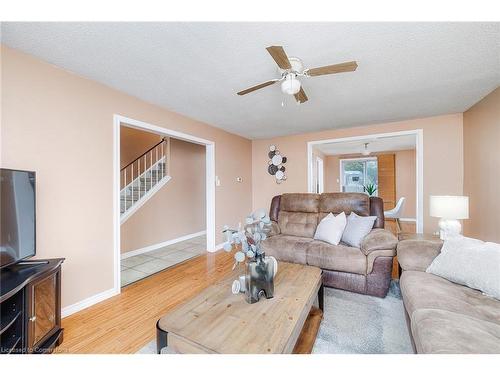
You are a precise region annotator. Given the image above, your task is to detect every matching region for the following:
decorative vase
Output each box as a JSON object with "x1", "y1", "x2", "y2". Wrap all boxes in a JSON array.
[{"x1": 244, "y1": 254, "x2": 274, "y2": 304}]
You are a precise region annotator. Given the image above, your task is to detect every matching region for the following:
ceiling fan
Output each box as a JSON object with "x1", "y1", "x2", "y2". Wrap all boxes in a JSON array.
[{"x1": 237, "y1": 46, "x2": 358, "y2": 104}]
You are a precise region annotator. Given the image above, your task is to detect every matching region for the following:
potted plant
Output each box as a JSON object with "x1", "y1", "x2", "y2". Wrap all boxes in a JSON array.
[{"x1": 364, "y1": 183, "x2": 378, "y2": 196}]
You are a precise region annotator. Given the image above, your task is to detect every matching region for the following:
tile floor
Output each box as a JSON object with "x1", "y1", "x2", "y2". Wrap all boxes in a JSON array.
[{"x1": 121, "y1": 235, "x2": 207, "y2": 287}]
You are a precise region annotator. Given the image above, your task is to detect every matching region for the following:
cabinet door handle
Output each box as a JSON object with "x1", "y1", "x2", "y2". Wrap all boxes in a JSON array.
[{"x1": 29, "y1": 316, "x2": 37, "y2": 322}]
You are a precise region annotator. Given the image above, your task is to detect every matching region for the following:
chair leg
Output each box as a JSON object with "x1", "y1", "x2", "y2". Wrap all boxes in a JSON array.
[{"x1": 395, "y1": 218, "x2": 402, "y2": 233}]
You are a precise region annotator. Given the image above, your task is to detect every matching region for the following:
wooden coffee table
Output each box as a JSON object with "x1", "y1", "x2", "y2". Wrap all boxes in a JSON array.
[{"x1": 156, "y1": 261, "x2": 323, "y2": 354}]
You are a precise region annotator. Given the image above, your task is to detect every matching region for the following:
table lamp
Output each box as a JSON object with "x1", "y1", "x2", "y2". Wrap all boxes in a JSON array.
[{"x1": 430, "y1": 195, "x2": 469, "y2": 240}]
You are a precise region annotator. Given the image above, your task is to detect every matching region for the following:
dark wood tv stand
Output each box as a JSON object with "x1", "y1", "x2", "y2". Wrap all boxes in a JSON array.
[{"x1": 0, "y1": 258, "x2": 64, "y2": 354}]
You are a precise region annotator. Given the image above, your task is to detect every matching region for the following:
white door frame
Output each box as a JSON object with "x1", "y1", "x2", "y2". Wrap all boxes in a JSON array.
[
  {"x1": 315, "y1": 156, "x2": 324, "y2": 194},
  {"x1": 113, "y1": 114, "x2": 216, "y2": 294},
  {"x1": 307, "y1": 129, "x2": 424, "y2": 233}
]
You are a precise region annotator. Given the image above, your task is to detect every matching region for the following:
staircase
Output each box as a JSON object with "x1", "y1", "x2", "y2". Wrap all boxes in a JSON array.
[{"x1": 120, "y1": 137, "x2": 171, "y2": 223}]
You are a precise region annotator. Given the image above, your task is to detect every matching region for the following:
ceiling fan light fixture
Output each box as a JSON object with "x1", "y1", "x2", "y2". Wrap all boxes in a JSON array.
[
  {"x1": 236, "y1": 45, "x2": 358, "y2": 105},
  {"x1": 281, "y1": 74, "x2": 301, "y2": 95}
]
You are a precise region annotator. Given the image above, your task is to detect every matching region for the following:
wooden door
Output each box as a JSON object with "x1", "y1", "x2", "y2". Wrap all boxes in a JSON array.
[{"x1": 377, "y1": 154, "x2": 396, "y2": 210}]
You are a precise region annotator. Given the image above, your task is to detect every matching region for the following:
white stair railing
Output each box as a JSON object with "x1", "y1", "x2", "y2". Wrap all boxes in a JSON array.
[{"x1": 120, "y1": 138, "x2": 170, "y2": 219}]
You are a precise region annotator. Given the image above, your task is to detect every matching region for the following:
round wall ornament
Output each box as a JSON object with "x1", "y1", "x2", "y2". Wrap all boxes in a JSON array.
[
  {"x1": 271, "y1": 154, "x2": 283, "y2": 166},
  {"x1": 268, "y1": 164, "x2": 278, "y2": 175},
  {"x1": 267, "y1": 145, "x2": 287, "y2": 183}
]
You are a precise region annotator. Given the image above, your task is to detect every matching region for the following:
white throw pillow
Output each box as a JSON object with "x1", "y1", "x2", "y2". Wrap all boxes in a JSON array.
[
  {"x1": 341, "y1": 212, "x2": 377, "y2": 248},
  {"x1": 426, "y1": 236, "x2": 500, "y2": 300},
  {"x1": 313, "y1": 212, "x2": 347, "y2": 246},
  {"x1": 438, "y1": 236, "x2": 484, "y2": 254}
]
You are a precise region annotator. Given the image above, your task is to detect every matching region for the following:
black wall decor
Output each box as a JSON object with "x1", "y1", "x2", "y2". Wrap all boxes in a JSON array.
[{"x1": 267, "y1": 145, "x2": 287, "y2": 184}]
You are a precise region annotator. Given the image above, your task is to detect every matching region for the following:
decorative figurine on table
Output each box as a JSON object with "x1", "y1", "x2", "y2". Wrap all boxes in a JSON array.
[{"x1": 223, "y1": 210, "x2": 278, "y2": 304}]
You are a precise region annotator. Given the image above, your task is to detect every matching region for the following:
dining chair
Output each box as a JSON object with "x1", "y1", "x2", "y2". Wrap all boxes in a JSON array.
[{"x1": 384, "y1": 197, "x2": 406, "y2": 233}]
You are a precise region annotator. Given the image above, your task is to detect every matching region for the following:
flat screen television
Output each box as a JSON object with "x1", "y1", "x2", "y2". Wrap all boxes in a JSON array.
[{"x1": 0, "y1": 168, "x2": 36, "y2": 268}]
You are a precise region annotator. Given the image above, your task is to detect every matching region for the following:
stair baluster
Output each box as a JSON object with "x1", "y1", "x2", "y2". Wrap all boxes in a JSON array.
[
  {"x1": 120, "y1": 137, "x2": 170, "y2": 219},
  {"x1": 124, "y1": 168, "x2": 127, "y2": 211}
]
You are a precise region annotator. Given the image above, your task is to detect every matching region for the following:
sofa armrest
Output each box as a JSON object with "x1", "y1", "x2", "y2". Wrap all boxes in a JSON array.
[
  {"x1": 360, "y1": 229, "x2": 398, "y2": 256},
  {"x1": 397, "y1": 238, "x2": 443, "y2": 272},
  {"x1": 267, "y1": 221, "x2": 281, "y2": 237}
]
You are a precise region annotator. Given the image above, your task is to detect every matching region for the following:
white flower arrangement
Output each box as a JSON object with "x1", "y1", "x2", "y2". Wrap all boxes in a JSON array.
[{"x1": 222, "y1": 209, "x2": 272, "y2": 269}]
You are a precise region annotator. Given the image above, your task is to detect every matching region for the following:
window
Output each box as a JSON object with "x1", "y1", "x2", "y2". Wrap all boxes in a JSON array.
[{"x1": 340, "y1": 158, "x2": 378, "y2": 195}]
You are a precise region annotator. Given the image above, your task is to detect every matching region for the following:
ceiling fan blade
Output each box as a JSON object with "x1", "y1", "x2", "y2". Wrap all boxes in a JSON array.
[
  {"x1": 294, "y1": 87, "x2": 308, "y2": 104},
  {"x1": 266, "y1": 46, "x2": 292, "y2": 70},
  {"x1": 306, "y1": 61, "x2": 358, "y2": 77},
  {"x1": 237, "y1": 80, "x2": 279, "y2": 96}
]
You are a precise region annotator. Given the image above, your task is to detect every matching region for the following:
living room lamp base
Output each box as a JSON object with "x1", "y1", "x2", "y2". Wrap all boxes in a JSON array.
[{"x1": 438, "y1": 218, "x2": 462, "y2": 240}]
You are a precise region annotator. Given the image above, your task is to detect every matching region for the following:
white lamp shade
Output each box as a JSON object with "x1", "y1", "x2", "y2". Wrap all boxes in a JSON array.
[{"x1": 430, "y1": 195, "x2": 469, "y2": 219}]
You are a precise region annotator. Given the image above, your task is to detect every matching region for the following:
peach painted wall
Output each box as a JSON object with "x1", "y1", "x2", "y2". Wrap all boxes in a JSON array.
[
  {"x1": 120, "y1": 126, "x2": 162, "y2": 169},
  {"x1": 1, "y1": 45, "x2": 252, "y2": 309},
  {"x1": 121, "y1": 138, "x2": 206, "y2": 253},
  {"x1": 324, "y1": 155, "x2": 340, "y2": 193},
  {"x1": 463, "y1": 87, "x2": 500, "y2": 242},
  {"x1": 252, "y1": 114, "x2": 463, "y2": 233},
  {"x1": 395, "y1": 150, "x2": 416, "y2": 218}
]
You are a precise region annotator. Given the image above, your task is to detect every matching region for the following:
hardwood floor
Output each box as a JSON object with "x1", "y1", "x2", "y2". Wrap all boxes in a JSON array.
[
  {"x1": 58, "y1": 222, "x2": 408, "y2": 354},
  {"x1": 57, "y1": 250, "x2": 235, "y2": 354}
]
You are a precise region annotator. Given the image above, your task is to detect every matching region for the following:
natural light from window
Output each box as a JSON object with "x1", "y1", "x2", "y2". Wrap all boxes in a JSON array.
[{"x1": 340, "y1": 158, "x2": 378, "y2": 195}]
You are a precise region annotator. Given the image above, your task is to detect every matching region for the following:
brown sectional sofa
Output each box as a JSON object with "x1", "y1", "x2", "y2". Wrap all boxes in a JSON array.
[
  {"x1": 398, "y1": 238, "x2": 500, "y2": 353},
  {"x1": 262, "y1": 193, "x2": 398, "y2": 298}
]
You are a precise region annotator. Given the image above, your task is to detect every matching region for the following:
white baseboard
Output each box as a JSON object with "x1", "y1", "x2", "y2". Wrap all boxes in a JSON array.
[
  {"x1": 121, "y1": 230, "x2": 207, "y2": 259},
  {"x1": 62, "y1": 287, "x2": 119, "y2": 318},
  {"x1": 213, "y1": 242, "x2": 225, "y2": 252},
  {"x1": 62, "y1": 231, "x2": 207, "y2": 319},
  {"x1": 387, "y1": 217, "x2": 416, "y2": 222}
]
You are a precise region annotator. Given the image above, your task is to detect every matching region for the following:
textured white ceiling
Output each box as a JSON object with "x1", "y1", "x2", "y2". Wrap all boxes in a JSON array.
[
  {"x1": 1, "y1": 22, "x2": 499, "y2": 139},
  {"x1": 315, "y1": 134, "x2": 416, "y2": 155}
]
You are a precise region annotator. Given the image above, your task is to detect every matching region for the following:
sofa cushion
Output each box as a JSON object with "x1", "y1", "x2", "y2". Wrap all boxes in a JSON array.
[
  {"x1": 261, "y1": 235, "x2": 313, "y2": 264},
  {"x1": 306, "y1": 240, "x2": 367, "y2": 275},
  {"x1": 313, "y1": 212, "x2": 347, "y2": 245},
  {"x1": 400, "y1": 271, "x2": 500, "y2": 325},
  {"x1": 280, "y1": 193, "x2": 319, "y2": 213},
  {"x1": 267, "y1": 221, "x2": 281, "y2": 237},
  {"x1": 426, "y1": 237, "x2": 500, "y2": 300},
  {"x1": 278, "y1": 211, "x2": 318, "y2": 238},
  {"x1": 319, "y1": 192, "x2": 370, "y2": 216},
  {"x1": 341, "y1": 212, "x2": 377, "y2": 248},
  {"x1": 411, "y1": 309, "x2": 500, "y2": 354}
]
